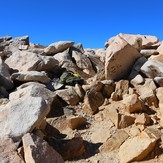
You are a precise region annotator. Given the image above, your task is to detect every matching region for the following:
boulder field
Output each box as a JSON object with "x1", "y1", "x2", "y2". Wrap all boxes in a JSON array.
[{"x1": 1, "y1": 33, "x2": 163, "y2": 162}]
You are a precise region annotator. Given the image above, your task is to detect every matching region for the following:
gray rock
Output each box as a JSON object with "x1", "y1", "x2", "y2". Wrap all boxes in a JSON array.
[
  {"x1": 11, "y1": 71, "x2": 50, "y2": 83},
  {"x1": 140, "y1": 59, "x2": 163, "y2": 78},
  {"x1": 0, "y1": 96, "x2": 50, "y2": 142},
  {"x1": 44, "y1": 41, "x2": 74, "y2": 55},
  {"x1": 5, "y1": 50, "x2": 58, "y2": 71}
]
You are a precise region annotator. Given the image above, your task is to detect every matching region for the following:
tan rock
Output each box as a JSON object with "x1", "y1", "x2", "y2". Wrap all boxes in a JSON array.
[
  {"x1": 157, "y1": 41, "x2": 163, "y2": 54},
  {"x1": 105, "y1": 35, "x2": 141, "y2": 80},
  {"x1": 139, "y1": 35, "x2": 160, "y2": 49},
  {"x1": 130, "y1": 74, "x2": 144, "y2": 86},
  {"x1": 136, "y1": 85, "x2": 158, "y2": 107},
  {"x1": 105, "y1": 33, "x2": 142, "y2": 50},
  {"x1": 0, "y1": 137, "x2": 24, "y2": 163},
  {"x1": 100, "y1": 129, "x2": 129, "y2": 152},
  {"x1": 156, "y1": 87, "x2": 163, "y2": 109},
  {"x1": 67, "y1": 116, "x2": 86, "y2": 130},
  {"x1": 119, "y1": 115, "x2": 136, "y2": 129},
  {"x1": 135, "y1": 113, "x2": 151, "y2": 126},
  {"x1": 5, "y1": 50, "x2": 58, "y2": 71},
  {"x1": 22, "y1": 133, "x2": 64, "y2": 163},
  {"x1": 119, "y1": 134, "x2": 157, "y2": 163},
  {"x1": 56, "y1": 87, "x2": 80, "y2": 106},
  {"x1": 72, "y1": 50, "x2": 96, "y2": 76},
  {"x1": 102, "y1": 103, "x2": 123, "y2": 128},
  {"x1": 44, "y1": 41, "x2": 74, "y2": 55},
  {"x1": 83, "y1": 89, "x2": 105, "y2": 114},
  {"x1": 111, "y1": 80, "x2": 129, "y2": 101},
  {"x1": 90, "y1": 120, "x2": 114, "y2": 143},
  {"x1": 140, "y1": 49, "x2": 158, "y2": 58},
  {"x1": 122, "y1": 94, "x2": 142, "y2": 113},
  {"x1": 102, "y1": 80, "x2": 115, "y2": 98}
]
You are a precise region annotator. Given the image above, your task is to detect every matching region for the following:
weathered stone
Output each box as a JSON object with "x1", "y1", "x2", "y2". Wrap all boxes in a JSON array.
[
  {"x1": 11, "y1": 71, "x2": 50, "y2": 83},
  {"x1": 102, "y1": 80, "x2": 115, "y2": 98},
  {"x1": 22, "y1": 133, "x2": 64, "y2": 163},
  {"x1": 102, "y1": 103, "x2": 122, "y2": 128},
  {"x1": 0, "y1": 96, "x2": 50, "y2": 141},
  {"x1": 111, "y1": 80, "x2": 129, "y2": 101},
  {"x1": 67, "y1": 116, "x2": 86, "y2": 130},
  {"x1": 128, "y1": 56, "x2": 147, "y2": 80},
  {"x1": 157, "y1": 41, "x2": 163, "y2": 54},
  {"x1": 0, "y1": 58, "x2": 13, "y2": 90},
  {"x1": 105, "y1": 35, "x2": 141, "y2": 80},
  {"x1": 136, "y1": 85, "x2": 158, "y2": 107},
  {"x1": 140, "y1": 59, "x2": 163, "y2": 78},
  {"x1": 139, "y1": 35, "x2": 160, "y2": 49},
  {"x1": 9, "y1": 82, "x2": 55, "y2": 106},
  {"x1": 83, "y1": 89, "x2": 105, "y2": 114},
  {"x1": 44, "y1": 41, "x2": 74, "y2": 55},
  {"x1": 74, "y1": 84, "x2": 85, "y2": 101},
  {"x1": 154, "y1": 77, "x2": 163, "y2": 87},
  {"x1": 135, "y1": 113, "x2": 151, "y2": 126},
  {"x1": 90, "y1": 120, "x2": 114, "y2": 143},
  {"x1": 130, "y1": 74, "x2": 144, "y2": 86},
  {"x1": 100, "y1": 130, "x2": 129, "y2": 152},
  {"x1": 94, "y1": 48, "x2": 106, "y2": 62},
  {"x1": 156, "y1": 87, "x2": 163, "y2": 109},
  {"x1": 56, "y1": 87, "x2": 80, "y2": 106},
  {"x1": 5, "y1": 50, "x2": 58, "y2": 71},
  {"x1": 105, "y1": 33, "x2": 142, "y2": 50},
  {"x1": 140, "y1": 49, "x2": 159, "y2": 58},
  {"x1": 122, "y1": 94, "x2": 142, "y2": 113},
  {"x1": 72, "y1": 50, "x2": 96, "y2": 76},
  {"x1": 119, "y1": 134, "x2": 157, "y2": 163},
  {"x1": 0, "y1": 137, "x2": 24, "y2": 163},
  {"x1": 119, "y1": 115, "x2": 136, "y2": 129}
]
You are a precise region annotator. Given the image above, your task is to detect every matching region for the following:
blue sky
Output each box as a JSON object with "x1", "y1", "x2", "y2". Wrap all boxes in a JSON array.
[{"x1": 1, "y1": 0, "x2": 163, "y2": 48}]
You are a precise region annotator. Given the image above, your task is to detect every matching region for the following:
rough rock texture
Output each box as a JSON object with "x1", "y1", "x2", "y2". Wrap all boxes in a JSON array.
[
  {"x1": 0, "y1": 137, "x2": 24, "y2": 163},
  {"x1": 5, "y1": 50, "x2": 58, "y2": 71},
  {"x1": 11, "y1": 71, "x2": 50, "y2": 83},
  {"x1": 105, "y1": 35, "x2": 141, "y2": 80},
  {"x1": 44, "y1": 41, "x2": 74, "y2": 55},
  {"x1": 22, "y1": 133, "x2": 64, "y2": 163},
  {"x1": 1, "y1": 34, "x2": 163, "y2": 163},
  {"x1": 0, "y1": 96, "x2": 50, "y2": 141}
]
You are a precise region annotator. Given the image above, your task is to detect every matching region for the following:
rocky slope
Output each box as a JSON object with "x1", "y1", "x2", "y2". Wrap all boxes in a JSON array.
[{"x1": 1, "y1": 33, "x2": 163, "y2": 162}]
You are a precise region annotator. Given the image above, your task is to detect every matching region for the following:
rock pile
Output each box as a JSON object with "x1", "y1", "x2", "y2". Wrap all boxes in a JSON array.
[{"x1": 1, "y1": 33, "x2": 163, "y2": 162}]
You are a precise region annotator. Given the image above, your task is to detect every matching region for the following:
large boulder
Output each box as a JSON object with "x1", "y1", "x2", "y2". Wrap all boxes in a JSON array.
[
  {"x1": 5, "y1": 50, "x2": 58, "y2": 71},
  {"x1": 105, "y1": 35, "x2": 141, "y2": 80},
  {"x1": 44, "y1": 41, "x2": 74, "y2": 55},
  {"x1": 22, "y1": 133, "x2": 64, "y2": 163},
  {"x1": 0, "y1": 96, "x2": 50, "y2": 142}
]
